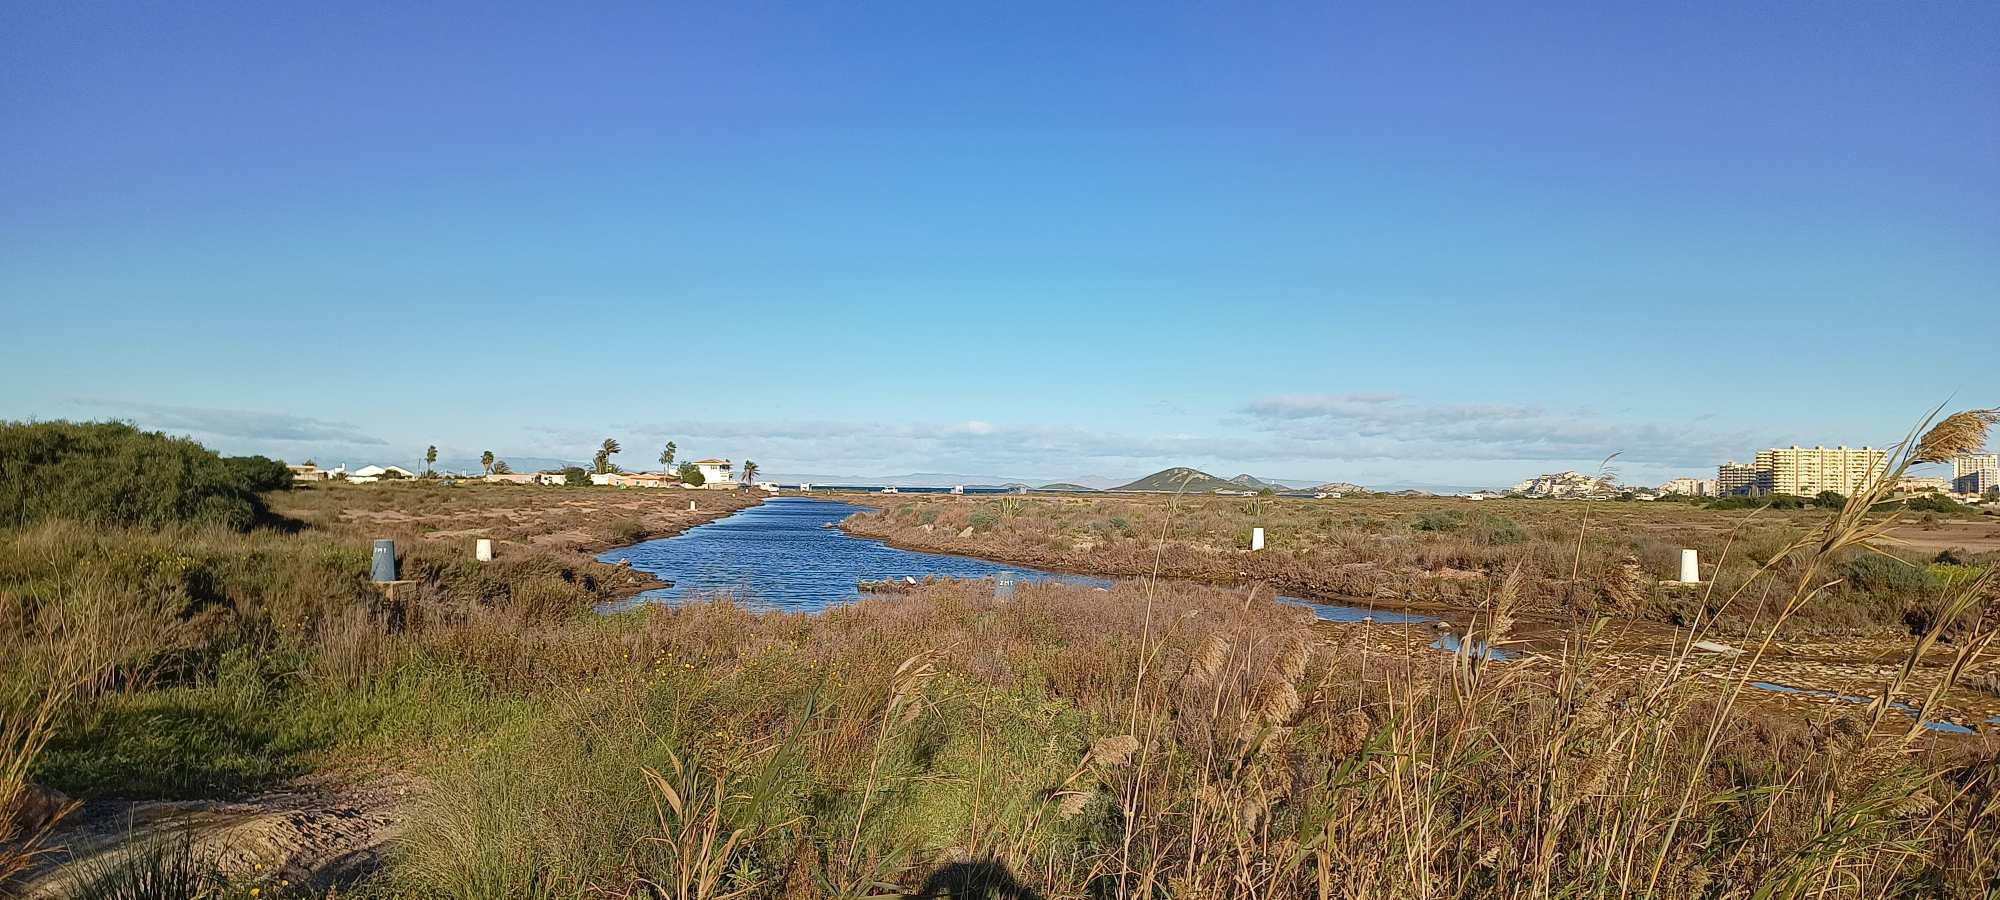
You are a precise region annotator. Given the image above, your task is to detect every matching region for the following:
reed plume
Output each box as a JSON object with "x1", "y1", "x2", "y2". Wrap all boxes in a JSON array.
[{"x1": 1913, "y1": 408, "x2": 1998, "y2": 463}]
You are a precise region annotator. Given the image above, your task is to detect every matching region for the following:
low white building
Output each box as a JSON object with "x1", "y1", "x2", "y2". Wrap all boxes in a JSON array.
[
  {"x1": 1896, "y1": 476, "x2": 1952, "y2": 495},
  {"x1": 348, "y1": 464, "x2": 416, "y2": 484},
  {"x1": 287, "y1": 464, "x2": 343, "y2": 482},
  {"x1": 1659, "y1": 477, "x2": 1718, "y2": 497},
  {"x1": 692, "y1": 458, "x2": 734, "y2": 487},
  {"x1": 590, "y1": 471, "x2": 680, "y2": 488}
]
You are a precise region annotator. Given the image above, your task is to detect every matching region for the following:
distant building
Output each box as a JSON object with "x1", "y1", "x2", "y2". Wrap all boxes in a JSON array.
[
  {"x1": 1508, "y1": 471, "x2": 1615, "y2": 499},
  {"x1": 593, "y1": 471, "x2": 680, "y2": 488},
  {"x1": 1716, "y1": 462, "x2": 1762, "y2": 497},
  {"x1": 347, "y1": 464, "x2": 416, "y2": 484},
  {"x1": 287, "y1": 463, "x2": 341, "y2": 482},
  {"x1": 1895, "y1": 476, "x2": 1952, "y2": 495},
  {"x1": 1659, "y1": 477, "x2": 1717, "y2": 497},
  {"x1": 1954, "y1": 454, "x2": 1998, "y2": 495},
  {"x1": 1751, "y1": 446, "x2": 1886, "y2": 497},
  {"x1": 483, "y1": 472, "x2": 540, "y2": 485},
  {"x1": 534, "y1": 471, "x2": 571, "y2": 486},
  {"x1": 692, "y1": 458, "x2": 734, "y2": 487}
]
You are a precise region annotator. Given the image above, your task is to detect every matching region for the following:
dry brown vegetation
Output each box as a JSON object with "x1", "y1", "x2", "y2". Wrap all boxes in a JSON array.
[
  {"x1": 842, "y1": 491, "x2": 1999, "y2": 635},
  {"x1": 7, "y1": 417, "x2": 2000, "y2": 898}
]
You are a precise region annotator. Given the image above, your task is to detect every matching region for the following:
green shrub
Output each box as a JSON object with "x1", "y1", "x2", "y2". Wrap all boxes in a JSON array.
[
  {"x1": 0, "y1": 420, "x2": 268, "y2": 530},
  {"x1": 1707, "y1": 494, "x2": 1809, "y2": 511},
  {"x1": 1471, "y1": 514, "x2": 1525, "y2": 545},
  {"x1": 221, "y1": 454, "x2": 293, "y2": 492},
  {"x1": 1410, "y1": 511, "x2": 1462, "y2": 533},
  {"x1": 1900, "y1": 494, "x2": 1969, "y2": 514},
  {"x1": 968, "y1": 511, "x2": 997, "y2": 531},
  {"x1": 1842, "y1": 553, "x2": 1937, "y2": 596}
]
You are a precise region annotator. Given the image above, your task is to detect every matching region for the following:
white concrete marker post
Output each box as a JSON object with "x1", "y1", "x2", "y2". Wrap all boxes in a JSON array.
[
  {"x1": 1251, "y1": 527, "x2": 1266, "y2": 552},
  {"x1": 1679, "y1": 548, "x2": 1700, "y2": 583},
  {"x1": 475, "y1": 539, "x2": 494, "y2": 562},
  {"x1": 688, "y1": 500, "x2": 696, "y2": 511}
]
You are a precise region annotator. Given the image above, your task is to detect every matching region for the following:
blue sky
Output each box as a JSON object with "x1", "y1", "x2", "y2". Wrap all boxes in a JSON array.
[{"x1": 2, "y1": 2, "x2": 1993, "y2": 486}]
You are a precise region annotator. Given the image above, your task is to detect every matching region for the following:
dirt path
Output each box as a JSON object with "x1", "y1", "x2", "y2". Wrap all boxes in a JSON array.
[{"x1": 17, "y1": 773, "x2": 411, "y2": 896}]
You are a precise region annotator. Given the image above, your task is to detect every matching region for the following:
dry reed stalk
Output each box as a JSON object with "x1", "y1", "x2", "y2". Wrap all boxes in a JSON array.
[
  {"x1": 0, "y1": 649, "x2": 85, "y2": 893},
  {"x1": 1645, "y1": 404, "x2": 1988, "y2": 895},
  {"x1": 1912, "y1": 408, "x2": 1998, "y2": 464}
]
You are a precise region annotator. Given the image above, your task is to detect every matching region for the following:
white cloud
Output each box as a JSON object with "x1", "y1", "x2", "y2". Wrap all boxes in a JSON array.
[
  {"x1": 1235, "y1": 392, "x2": 1762, "y2": 467},
  {"x1": 68, "y1": 399, "x2": 388, "y2": 446}
]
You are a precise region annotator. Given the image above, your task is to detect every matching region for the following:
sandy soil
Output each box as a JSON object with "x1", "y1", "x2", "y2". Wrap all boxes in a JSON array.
[
  {"x1": 16, "y1": 773, "x2": 411, "y2": 897},
  {"x1": 1882, "y1": 518, "x2": 2000, "y2": 554}
]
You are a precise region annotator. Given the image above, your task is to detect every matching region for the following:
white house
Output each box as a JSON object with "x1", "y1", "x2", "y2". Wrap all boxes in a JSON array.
[
  {"x1": 348, "y1": 464, "x2": 416, "y2": 484},
  {"x1": 692, "y1": 458, "x2": 734, "y2": 487},
  {"x1": 287, "y1": 464, "x2": 344, "y2": 482},
  {"x1": 534, "y1": 471, "x2": 571, "y2": 486}
]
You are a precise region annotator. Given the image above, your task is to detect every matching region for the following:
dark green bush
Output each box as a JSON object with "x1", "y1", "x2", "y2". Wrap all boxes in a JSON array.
[
  {"x1": 1842, "y1": 552, "x2": 1937, "y2": 596},
  {"x1": 1410, "y1": 511, "x2": 1462, "y2": 533},
  {"x1": 1898, "y1": 494, "x2": 1969, "y2": 514},
  {"x1": 222, "y1": 454, "x2": 293, "y2": 492},
  {"x1": 0, "y1": 421, "x2": 268, "y2": 530},
  {"x1": 1706, "y1": 494, "x2": 1810, "y2": 511},
  {"x1": 1471, "y1": 514, "x2": 1526, "y2": 545}
]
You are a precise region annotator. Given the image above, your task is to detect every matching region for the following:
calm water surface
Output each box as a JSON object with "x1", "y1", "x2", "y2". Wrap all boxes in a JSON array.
[
  {"x1": 596, "y1": 497, "x2": 1426, "y2": 623},
  {"x1": 596, "y1": 498, "x2": 1108, "y2": 613}
]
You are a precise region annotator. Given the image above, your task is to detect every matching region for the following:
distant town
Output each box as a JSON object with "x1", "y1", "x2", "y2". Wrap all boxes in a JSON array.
[
  {"x1": 1509, "y1": 445, "x2": 1996, "y2": 504},
  {"x1": 281, "y1": 440, "x2": 1999, "y2": 509}
]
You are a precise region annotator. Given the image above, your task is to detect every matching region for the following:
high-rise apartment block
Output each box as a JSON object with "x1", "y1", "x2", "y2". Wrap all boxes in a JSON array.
[
  {"x1": 1716, "y1": 462, "x2": 1761, "y2": 497},
  {"x1": 1751, "y1": 446, "x2": 1887, "y2": 497},
  {"x1": 1956, "y1": 453, "x2": 1999, "y2": 494}
]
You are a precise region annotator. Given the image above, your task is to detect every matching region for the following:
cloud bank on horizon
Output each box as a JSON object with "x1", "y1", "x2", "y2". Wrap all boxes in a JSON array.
[{"x1": 18, "y1": 391, "x2": 1906, "y2": 490}]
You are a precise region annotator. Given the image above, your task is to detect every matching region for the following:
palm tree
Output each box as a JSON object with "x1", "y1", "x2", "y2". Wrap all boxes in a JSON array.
[
  {"x1": 742, "y1": 460, "x2": 759, "y2": 484},
  {"x1": 659, "y1": 442, "x2": 676, "y2": 469},
  {"x1": 596, "y1": 438, "x2": 621, "y2": 475},
  {"x1": 424, "y1": 445, "x2": 438, "y2": 473},
  {"x1": 480, "y1": 450, "x2": 495, "y2": 475}
]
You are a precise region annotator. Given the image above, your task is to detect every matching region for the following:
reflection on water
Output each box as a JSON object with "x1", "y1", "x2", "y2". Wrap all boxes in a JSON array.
[{"x1": 1429, "y1": 631, "x2": 1510, "y2": 661}]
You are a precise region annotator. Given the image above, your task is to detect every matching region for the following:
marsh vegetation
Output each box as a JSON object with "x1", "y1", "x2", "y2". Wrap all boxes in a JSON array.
[{"x1": 3, "y1": 416, "x2": 1999, "y2": 898}]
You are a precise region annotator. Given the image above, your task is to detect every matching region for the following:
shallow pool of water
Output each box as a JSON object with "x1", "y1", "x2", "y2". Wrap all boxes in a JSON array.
[
  {"x1": 597, "y1": 497, "x2": 1424, "y2": 624},
  {"x1": 1749, "y1": 680, "x2": 1975, "y2": 734},
  {"x1": 596, "y1": 498, "x2": 1109, "y2": 613}
]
